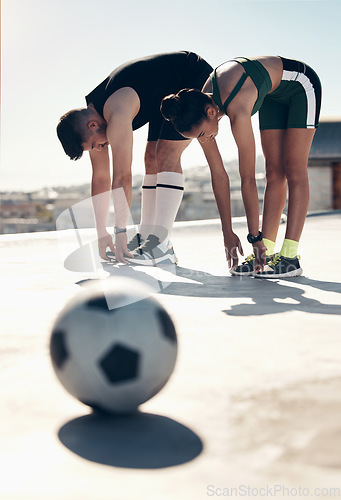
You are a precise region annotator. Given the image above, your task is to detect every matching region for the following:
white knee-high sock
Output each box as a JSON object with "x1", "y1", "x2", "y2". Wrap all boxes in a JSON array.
[
  {"x1": 139, "y1": 174, "x2": 157, "y2": 240},
  {"x1": 154, "y1": 171, "x2": 184, "y2": 244}
]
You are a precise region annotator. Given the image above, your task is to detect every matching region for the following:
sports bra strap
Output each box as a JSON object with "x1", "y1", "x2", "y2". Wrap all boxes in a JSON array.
[
  {"x1": 210, "y1": 69, "x2": 225, "y2": 113},
  {"x1": 210, "y1": 68, "x2": 248, "y2": 114},
  {"x1": 222, "y1": 73, "x2": 248, "y2": 113}
]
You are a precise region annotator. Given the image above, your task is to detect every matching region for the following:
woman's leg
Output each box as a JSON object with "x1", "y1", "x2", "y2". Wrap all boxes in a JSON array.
[
  {"x1": 230, "y1": 129, "x2": 287, "y2": 276},
  {"x1": 283, "y1": 128, "x2": 315, "y2": 242},
  {"x1": 260, "y1": 129, "x2": 287, "y2": 245},
  {"x1": 255, "y1": 127, "x2": 316, "y2": 278}
]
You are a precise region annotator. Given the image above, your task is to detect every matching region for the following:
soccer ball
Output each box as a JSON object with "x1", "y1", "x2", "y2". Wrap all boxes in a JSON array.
[{"x1": 50, "y1": 278, "x2": 178, "y2": 413}]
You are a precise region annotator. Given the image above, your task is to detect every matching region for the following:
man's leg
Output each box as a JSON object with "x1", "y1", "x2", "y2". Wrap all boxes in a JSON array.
[
  {"x1": 139, "y1": 141, "x2": 158, "y2": 240},
  {"x1": 141, "y1": 139, "x2": 191, "y2": 242},
  {"x1": 126, "y1": 124, "x2": 191, "y2": 264},
  {"x1": 153, "y1": 139, "x2": 191, "y2": 243}
]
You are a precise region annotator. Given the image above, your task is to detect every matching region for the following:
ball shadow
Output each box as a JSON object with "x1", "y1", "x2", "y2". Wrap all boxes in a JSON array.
[{"x1": 58, "y1": 410, "x2": 203, "y2": 469}]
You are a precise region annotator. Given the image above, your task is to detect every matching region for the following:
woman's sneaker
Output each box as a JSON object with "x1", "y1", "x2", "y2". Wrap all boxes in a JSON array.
[
  {"x1": 230, "y1": 253, "x2": 274, "y2": 276},
  {"x1": 254, "y1": 254, "x2": 302, "y2": 278},
  {"x1": 125, "y1": 234, "x2": 178, "y2": 266}
]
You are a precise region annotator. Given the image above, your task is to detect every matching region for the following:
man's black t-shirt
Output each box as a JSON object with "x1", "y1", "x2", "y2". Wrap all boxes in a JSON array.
[{"x1": 85, "y1": 51, "x2": 212, "y2": 135}]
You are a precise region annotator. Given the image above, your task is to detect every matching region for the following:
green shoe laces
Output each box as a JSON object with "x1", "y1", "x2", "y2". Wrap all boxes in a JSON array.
[
  {"x1": 244, "y1": 253, "x2": 255, "y2": 263},
  {"x1": 269, "y1": 253, "x2": 300, "y2": 266}
]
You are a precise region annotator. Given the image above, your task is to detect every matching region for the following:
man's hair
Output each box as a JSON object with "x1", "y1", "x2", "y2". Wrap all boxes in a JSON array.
[{"x1": 56, "y1": 109, "x2": 88, "y2": 160}]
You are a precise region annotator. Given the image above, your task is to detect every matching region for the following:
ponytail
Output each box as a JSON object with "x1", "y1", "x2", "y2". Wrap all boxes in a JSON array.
[{"x1": 160, "y1": 89, "x2": 212, "y2": 134}]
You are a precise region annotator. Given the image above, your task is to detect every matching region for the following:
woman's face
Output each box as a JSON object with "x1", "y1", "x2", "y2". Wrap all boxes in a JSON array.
[{"x1": 183, "y1": 108, "x2": 219, "y2": 144}]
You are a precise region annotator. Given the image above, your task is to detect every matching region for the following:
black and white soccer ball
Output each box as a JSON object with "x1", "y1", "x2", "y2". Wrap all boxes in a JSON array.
[{"x1": 50, "y1": 278, "x2": 178, "y2": 413}]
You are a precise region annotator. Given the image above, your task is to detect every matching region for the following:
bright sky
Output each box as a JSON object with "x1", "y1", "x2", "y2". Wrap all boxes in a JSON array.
[{"x1": 1, "y1": 0, "x2": 340, "y2": 191}]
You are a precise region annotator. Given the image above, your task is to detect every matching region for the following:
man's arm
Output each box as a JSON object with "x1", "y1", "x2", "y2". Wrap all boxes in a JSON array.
[
  {"x1": 90, "y1": 146, "x2": 115, "y2": 260},
  {"x1": 106, "y1": 115, "x2": 133, "y2": 224},
  {"x1": 104, "y1": 88, "x2": 140, "y2": 263},
  {"x1": 230, "y1": 111, "x2": 266, "y2": 268},
  {"x1": 199, "y1": 138, "x2": 243, "y2": 268}
]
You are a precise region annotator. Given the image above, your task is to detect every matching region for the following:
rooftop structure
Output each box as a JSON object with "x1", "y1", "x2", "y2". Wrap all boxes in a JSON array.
[
  {"x1": 308, "y1": 119, "x2": 341, "y2": 209},
  {"x1": 1, "y1": 213, "x2": 341, "y2": 499},
  {"x1": 309, "y1": 118, "x2": 341, "y2": 164}
]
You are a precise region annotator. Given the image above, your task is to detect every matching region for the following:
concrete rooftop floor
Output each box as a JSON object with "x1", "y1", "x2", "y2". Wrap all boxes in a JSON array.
[{"x1": 1, "y1": 213, "x2": 341, "y2": 500}]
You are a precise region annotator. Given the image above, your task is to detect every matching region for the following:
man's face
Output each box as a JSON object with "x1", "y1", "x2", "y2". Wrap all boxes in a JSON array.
[{"x1": 82, "y1": 123, "x2": 108, "y2": 152}]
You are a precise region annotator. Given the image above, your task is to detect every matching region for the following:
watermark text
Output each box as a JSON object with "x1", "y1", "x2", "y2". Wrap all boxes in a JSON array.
[{"x1": 207, "y1": 484, "x2": 341, "y2": 497}]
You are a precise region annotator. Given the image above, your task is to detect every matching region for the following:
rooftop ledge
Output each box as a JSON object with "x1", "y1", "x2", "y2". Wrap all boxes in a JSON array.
[{"x1": 1, "y1": 209, "x2": 340, "y2": 243}]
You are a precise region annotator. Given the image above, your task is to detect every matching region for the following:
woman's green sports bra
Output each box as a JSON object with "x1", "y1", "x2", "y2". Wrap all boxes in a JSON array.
[{"x1": 210, "y1": 57, "x2": 272, "y2": 115}]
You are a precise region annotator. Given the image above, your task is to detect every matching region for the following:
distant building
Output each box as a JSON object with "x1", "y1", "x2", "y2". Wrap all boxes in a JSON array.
[
  {"x1": 0, "y1": 192, "x2": 55, "y2": 233},
  {"x1": 2, "y1": 129, "x2": 340, "y2": 236},
  {"x1": 0, "y1": 218, "x2": 54, "y2": 234},
  {"x1": 308, "y1": 118, "x2": 341, "y2": 210},
  {"x1": 0, "y1": 202, "x2": 37, "y2": 219}
]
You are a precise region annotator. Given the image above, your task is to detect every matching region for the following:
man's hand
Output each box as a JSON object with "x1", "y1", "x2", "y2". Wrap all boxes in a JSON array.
[
  {"x1": 114, "y1": 232, "x2": 134, "y2": 264},
  {"x1": 98, "y1": 231, "x2": 115, "y2": 261},
  {"x1": 253, "y1": 239, "x2": 268, "y2": 272},
  {"x1": 225, "y1": 232, "x2": 244, "y2": 269}
]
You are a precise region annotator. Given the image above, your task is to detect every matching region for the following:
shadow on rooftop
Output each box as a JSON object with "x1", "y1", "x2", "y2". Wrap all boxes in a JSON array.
[
  {"x1": 174, "y1": 267, "x2": 341, "y2": 317},
  {"x1": 58, "y1": 410, "x2": 203, "y2": 469},
  {"x1": 77, "y1": 263, "x2": 341, "y2": 317}
]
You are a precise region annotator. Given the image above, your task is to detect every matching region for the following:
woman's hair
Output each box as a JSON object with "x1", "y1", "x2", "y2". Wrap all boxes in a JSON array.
[{"x1": 160, "y1": 89, "x2": 212, "y2": 134}]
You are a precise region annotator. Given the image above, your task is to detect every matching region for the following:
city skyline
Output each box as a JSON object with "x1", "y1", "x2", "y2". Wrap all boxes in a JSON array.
[{"x1": 1, "y1": 0, "x2": 341, "y2": 192}]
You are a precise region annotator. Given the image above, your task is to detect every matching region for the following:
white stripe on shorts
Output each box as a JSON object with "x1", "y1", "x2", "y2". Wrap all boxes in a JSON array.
[{"x1": 282, "y1": 70, "x2": 316, "y2": 128}]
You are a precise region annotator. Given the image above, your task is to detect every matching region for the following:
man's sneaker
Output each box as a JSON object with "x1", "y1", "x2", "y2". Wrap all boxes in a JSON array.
[
  {"x1": 125, "y1": 234, "x2": 178, "y2": 266},
  {"x1": 106, "y1": 233, "x2": 144, "y2": 261},
  {"x1": 230, "y1": 253, "x2": 274, "y2": 276},
  {"x1": 127, "y1": 233, "x2": 144, "y2": 253},
  {"x1": 254, "y1": 254, "x2": 302, "y2": 278}
]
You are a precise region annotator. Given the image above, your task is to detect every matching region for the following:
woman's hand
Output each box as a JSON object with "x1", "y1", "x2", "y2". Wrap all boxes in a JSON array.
[
  {"x1": 225, "y1": 232, "x2": 244, "y2": 269},
  {"x1": 253, "y1": 240, "x2": 268, "y2": 272}
]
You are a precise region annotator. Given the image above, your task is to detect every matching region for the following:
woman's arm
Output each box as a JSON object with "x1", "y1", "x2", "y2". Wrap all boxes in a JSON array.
[
  {"x1": 230, "y1": 111, "x2": 267, "y2": 267},
  {"x1": 103, "y1": 87, "x2": 140, "y2": 263},
  {"x1": 199, "y1": 138, "x2": 243, "y2": 268},
  {"x1": 230, "y1": 112, "x2": 259, "y2": 234}
]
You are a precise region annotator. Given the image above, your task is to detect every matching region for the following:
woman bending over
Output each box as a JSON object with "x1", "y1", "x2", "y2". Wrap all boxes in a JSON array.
[{"x1": 161, "y1": 56, "x2": 322, "y2": 278}]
